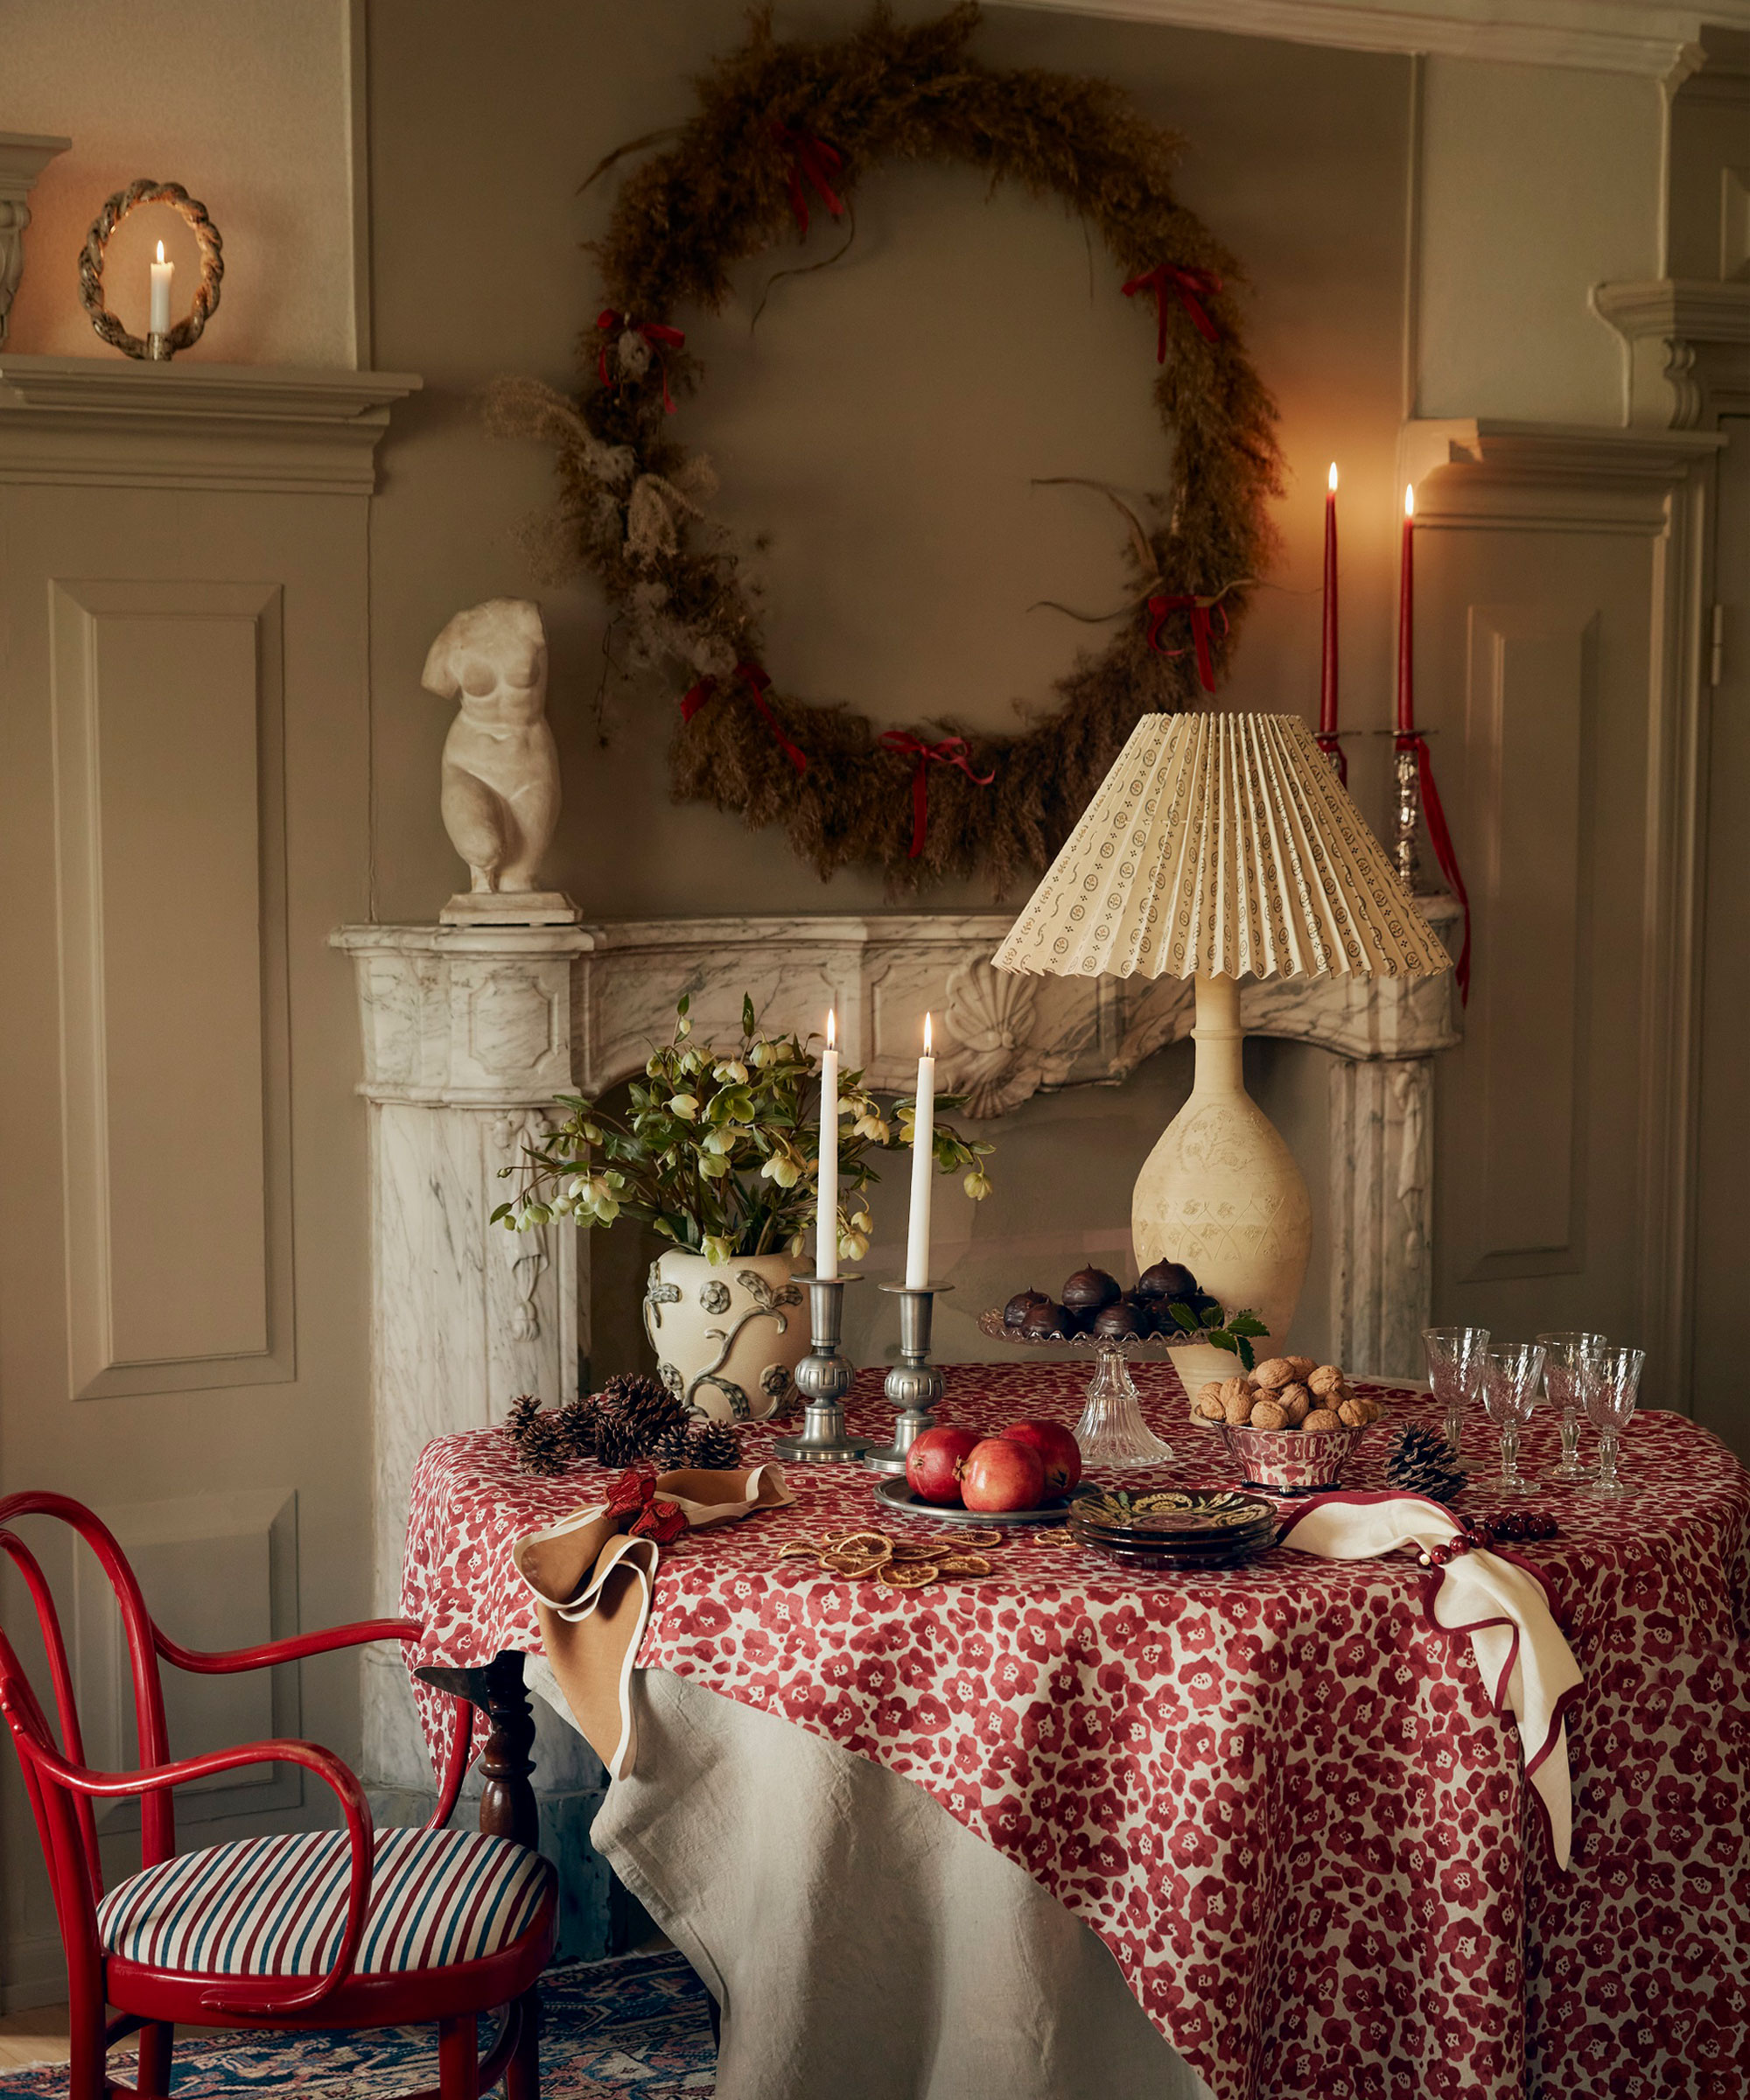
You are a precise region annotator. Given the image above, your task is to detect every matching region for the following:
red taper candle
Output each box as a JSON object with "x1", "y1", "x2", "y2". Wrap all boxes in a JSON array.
[
  {"x1": 1396, "y1": 481, "x2": 1416, "y2": 733},
  {"x1": 1320, "y1": 462, "x2": 1340, "y2": 735}
]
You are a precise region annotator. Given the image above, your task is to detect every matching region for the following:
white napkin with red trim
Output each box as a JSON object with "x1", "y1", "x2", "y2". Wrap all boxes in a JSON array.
[{"x1": 1278, "y1": 1492, "x2": 1583, "y2": 1866}]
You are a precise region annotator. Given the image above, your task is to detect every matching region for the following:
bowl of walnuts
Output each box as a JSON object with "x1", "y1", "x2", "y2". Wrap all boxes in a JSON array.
[{"x1": 1188, "y1": 1355, "x2": 1387, "y2": 1495}]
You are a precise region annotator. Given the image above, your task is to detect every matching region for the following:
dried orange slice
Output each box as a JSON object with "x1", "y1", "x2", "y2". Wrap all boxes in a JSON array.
[
  {"x1": 822, "y1": 1548, "x2": 890, "y2": 1577},
  {"x1": 828, "y1": 1531, "x2": 894, "y2": 1556},
  {"x1": 890, "y1": 1542, "x2": 951, "y2": 1562},
  {"x1": 945, "y1": 1528, "x2": 1004, "y2": 1550},
  {"x1": 936, "y1": 1553, "x2": 994, "y2": 1578},
  {"x1": 776, "y1": 1542, "x2": 823, "y2": 1561},
  {"x1": 876, "y1": 1561, "x2": 941, "y2": 1589}
]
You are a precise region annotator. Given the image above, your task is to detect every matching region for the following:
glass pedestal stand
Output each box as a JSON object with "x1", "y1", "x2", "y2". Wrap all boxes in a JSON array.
[{"x1": 1074, "y1": 1344, "x2": 1175, "y2": 1469}]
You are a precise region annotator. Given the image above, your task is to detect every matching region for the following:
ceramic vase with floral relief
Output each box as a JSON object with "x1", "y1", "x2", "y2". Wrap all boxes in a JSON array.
[{"x1": 642, "y1": 1250, "x2": 808, "y2": 1422}]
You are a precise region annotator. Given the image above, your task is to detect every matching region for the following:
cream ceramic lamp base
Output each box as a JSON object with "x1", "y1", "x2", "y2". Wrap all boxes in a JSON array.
[{"x1": 1132, "y1": 972, "x2": 1312, "y2": 1382}]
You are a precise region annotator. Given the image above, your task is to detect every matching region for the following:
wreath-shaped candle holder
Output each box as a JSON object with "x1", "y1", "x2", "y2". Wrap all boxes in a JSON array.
[
  {"x1": 492, "y1": 4, "x2": 1283, "y2": 892},
  {"x1": 78, "y1": 179, "x2": 223, "y2": 361}
]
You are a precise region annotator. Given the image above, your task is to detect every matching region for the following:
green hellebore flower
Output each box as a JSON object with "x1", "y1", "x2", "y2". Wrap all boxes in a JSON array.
[
  {"x1": 668, "y1": 1093, "x2": 699, "y2": 1121},
  {"x1": 963, "y1": 1170, "x2": 993, "y2": 1200},
  {"x1": 714, "y1": 1059, "x2": 749, "y2": 1084},
  {"x1": 702, "y1": 1234, "x2": 734, "y2": 1266}
]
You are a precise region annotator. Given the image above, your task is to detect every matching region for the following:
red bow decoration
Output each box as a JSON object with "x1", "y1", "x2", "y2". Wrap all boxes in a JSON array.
[
  {"x1": 1398, "y1": 734, "x2": 1474, "y2": 1004},
  {"x1": 596, "y1": 310, "x2": 686, "y2": 413},
  {"x1": 772, "y1": 121, "x2": 845, "y2": 237},
  {"x1": 877, "y1": 732, "x2": 997, "y2": 858},
  {"x1": 1315, "y1": 732, "x2": 1348, "y2": 787},
  {"x1": 601, "y1": 1467, "x2": 689, "y2": 1545},
  {"x1": 681, "y1": 661, "x2": 809, "y2": 775},
  {"x1": 1122, "y1": 262, "x2": 1223, "y2": 357},
  {"x1": 1146, "y1": 592, "x2": 1230, "y2": 694}
]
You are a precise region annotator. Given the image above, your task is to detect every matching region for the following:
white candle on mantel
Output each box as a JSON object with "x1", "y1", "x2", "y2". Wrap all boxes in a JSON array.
[
  {"x1": 149, "y1": 239, "x2": 173, "y2": 337},
  {"x1": 904, "y1": 1012, "x2": 936, "y2": 1290},
  {"x1": 816, "y1": 1008, "x2": 839, "y2": 1280}
]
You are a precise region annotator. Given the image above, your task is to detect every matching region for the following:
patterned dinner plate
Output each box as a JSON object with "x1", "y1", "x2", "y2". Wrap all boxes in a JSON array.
[
  {"x1": 873, "y1": 1478, "x2": 1074, "y2": 1527},
  {"x1": 1072, "y1": 1487, "x2": 1276, "y2": 1536}
]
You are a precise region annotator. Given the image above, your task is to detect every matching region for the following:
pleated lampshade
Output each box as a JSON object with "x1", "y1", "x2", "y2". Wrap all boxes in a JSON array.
[{"x1": 992, "y1": 710, "x2": 1450, "y2": 983}]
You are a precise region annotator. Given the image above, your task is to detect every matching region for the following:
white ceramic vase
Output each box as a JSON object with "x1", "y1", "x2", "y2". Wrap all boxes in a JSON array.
[
  {"x1": 641, "y1": 1249, "x2": 809, "y2": 1422},
  {"x1": 1133, "y1": 973, "x2": 1312, "y2": 1383}
]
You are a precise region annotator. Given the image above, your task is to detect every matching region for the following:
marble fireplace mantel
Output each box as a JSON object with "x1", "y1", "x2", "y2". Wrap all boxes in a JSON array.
[{"x1": 332, "y1": 906, "x2": 1459, "y2": 1824}]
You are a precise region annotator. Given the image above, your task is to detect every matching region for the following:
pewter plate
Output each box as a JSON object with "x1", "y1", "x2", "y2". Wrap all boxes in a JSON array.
[{"x1": 873, "y1": 1478, "x2": 1073, "y2": 1528}]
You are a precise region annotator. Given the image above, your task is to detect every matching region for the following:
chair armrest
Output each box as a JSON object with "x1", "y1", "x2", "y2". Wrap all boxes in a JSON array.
[
  {"x1": 154, "y1": 1616, "x2": 423, "y2": 1675},
  {"x1": 0, "y1": 1704, "x2": 375, "y2": 2018}
]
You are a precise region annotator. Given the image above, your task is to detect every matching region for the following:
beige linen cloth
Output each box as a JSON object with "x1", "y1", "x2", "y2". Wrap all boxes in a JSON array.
[{"x1": 511, "y1": 1464, "x2": 794, "y2": 1778}]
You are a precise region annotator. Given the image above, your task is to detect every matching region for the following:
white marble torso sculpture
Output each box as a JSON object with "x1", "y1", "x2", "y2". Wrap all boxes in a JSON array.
[{"x1": 424, "y1": 598, "x2": 578, "y2": 925}]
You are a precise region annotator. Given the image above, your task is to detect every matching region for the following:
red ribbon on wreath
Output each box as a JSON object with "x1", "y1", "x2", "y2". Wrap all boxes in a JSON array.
[
  {"x1": 878, "y1": 732, "x2": 996, "y2": 858},
  {"x1": 681, "y1": 661, "x2": 809, "y2": 775},
  {"x1": 1122, "y1": 262, "x2": 1223, "y2": 357},
  {"x1": 772, "y1": 121, "x2": 845, "y2": 237},
  {"x1": 1399, "y1": 733, "x2": 1474, "y2": 1003},
  {"x1": 1146, "y1": 592, "x2": 1229, "y2": 694},
  {"x1": 596, "y1": 310, "x2": 686, "y2": 412},
  {"x1": 601, "y1": 1467, "x2": 689, "y2": 1544}
]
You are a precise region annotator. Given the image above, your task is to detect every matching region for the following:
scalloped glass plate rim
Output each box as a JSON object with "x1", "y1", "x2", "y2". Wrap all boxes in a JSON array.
[{"x1": 872, "y1": 1478, "x2": 1073, "y2": 1527}]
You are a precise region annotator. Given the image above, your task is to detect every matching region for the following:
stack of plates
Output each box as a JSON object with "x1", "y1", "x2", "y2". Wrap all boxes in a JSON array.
[{"x1": 1068, "y1": 1488, "x2": 1278, "y2": 1572}]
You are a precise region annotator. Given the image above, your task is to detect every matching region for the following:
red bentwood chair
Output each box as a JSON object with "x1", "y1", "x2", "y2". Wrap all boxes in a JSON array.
[{"x1": 0, "y1": 1491, "x2": 556, "y2": 2100}]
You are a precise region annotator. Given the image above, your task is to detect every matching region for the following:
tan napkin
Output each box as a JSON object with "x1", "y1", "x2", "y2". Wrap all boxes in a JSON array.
[{"x1": 512, "y1": 1464, "x2": 794, "y2": 1778}]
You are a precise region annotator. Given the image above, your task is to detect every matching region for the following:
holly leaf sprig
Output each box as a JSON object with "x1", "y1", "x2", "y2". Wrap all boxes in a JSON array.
[{"x1": 1160, "y1": 1297, "x2": 1269, "y2": 1371}]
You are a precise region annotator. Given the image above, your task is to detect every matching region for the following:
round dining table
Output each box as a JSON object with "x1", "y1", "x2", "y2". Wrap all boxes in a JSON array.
[{"x1": 401, "y1": 1362, "x2": 1750, "y2": 2100}]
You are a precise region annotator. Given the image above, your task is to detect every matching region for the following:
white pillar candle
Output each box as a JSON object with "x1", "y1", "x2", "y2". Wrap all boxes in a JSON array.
[
  {"x1": 149, "y1": 239, "x2": 173, "y2": 337},
  {"x1": 816, "y1": 1008, "x2": 839, "y2": 1280},
  {"x1": 904, "y1": 1012, "x2": 935, "y2": 1290}
]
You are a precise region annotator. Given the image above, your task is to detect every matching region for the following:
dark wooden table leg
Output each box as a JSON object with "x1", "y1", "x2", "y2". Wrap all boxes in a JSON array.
[
  {"x1": 413, "y1": 1650, "x2": 540, "y2": 1849},
  {"x1": 478, "y1": 1649, "x2": 540, "y2": 1848}
]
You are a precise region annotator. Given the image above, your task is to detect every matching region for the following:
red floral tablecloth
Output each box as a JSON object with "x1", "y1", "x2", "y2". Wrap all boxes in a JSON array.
[{"x1": 402, "y1": 1365, "x2": 1750, "y2": 2100}]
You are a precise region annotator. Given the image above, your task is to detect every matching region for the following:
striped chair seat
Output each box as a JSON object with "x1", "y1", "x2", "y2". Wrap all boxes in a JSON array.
[{"x1": 97, "y1": 1827, "x2": 550, "y2": 1977}]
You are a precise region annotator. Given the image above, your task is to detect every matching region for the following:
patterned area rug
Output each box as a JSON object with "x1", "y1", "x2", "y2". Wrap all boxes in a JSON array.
[{"x1": 0, "y1": 1952, "x2": 717, "y2": 2098}]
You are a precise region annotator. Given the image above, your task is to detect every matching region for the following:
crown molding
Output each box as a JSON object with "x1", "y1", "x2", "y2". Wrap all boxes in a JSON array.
[
  {"x1": 0, "y1": 354, "x2": 422, "y2": 494},
  {"x1": 1006, "y1": 0, "x2": 1750, "y2": 80},
  {"x1": 1404, "y1": 416, "x2": 1724, "y2": 532}
]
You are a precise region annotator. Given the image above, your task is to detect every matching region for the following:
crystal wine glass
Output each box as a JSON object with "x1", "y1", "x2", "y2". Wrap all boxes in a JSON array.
[
  {"x1": 1585, "y1": 1345, "x2": 1645, "y2": 1497},
  {"x1": 1480, "y1": 1343, "x2": 1546, "y2": 1495},
  {"x1": 1536, "y1": 1331, "x2": 1605, "y2": 1483},
  {"x1": 1422, "y1": 1326, "x2": 1490, "y2": 1458}
]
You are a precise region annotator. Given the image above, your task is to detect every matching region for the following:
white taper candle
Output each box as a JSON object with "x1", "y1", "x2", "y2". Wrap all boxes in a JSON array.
[
  {"x1": 149, "y1": 240, "x2": 173, "y2": 337},
  {"x1": 816, "y1": 1008, "x2": 839, "y2": 1280},
  {"x1": 904, "y1": 1012, "x2": 935, "y2": 1290}
]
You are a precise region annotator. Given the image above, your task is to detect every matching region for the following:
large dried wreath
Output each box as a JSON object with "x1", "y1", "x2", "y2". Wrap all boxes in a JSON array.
[{"x1": 490, "y1": 4, "x2": 1282, "y2": 893}]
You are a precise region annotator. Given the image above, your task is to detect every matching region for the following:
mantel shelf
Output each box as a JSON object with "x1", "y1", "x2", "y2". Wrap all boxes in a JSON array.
[{"x1": 0, "y1": 354, "x2": 422, "y2": 494}]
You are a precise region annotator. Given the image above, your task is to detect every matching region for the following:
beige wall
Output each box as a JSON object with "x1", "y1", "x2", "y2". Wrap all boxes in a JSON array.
[{"x1": 4, "y1": 0, "x2": 358, "y2": 366}]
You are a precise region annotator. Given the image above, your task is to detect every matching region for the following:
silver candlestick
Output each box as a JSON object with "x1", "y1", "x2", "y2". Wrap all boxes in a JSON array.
[
  {"x1": 1393, "y1": 739, "x2": 1422, "y2": 893},
  {"x1": 864, "y1": 1282, "x2": 951, "y2": 1474},
  {"x1": 772, "y1": 1274, "x2": 871, "y2": 1464}
]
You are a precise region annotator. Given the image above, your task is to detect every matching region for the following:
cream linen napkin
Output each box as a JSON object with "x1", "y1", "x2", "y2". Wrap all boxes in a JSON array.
[
  {"x1": 1278, "y1": 1491, "x2": 1584, "y2": 1867},
  {"x1": 512, "y1": 1464, "x2": 794, "y2": 1779}
]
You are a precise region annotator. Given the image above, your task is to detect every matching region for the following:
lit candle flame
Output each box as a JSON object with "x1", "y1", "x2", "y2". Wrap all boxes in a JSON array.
[
  {"x1": 1327, "y1": 462, "x2": 1339, "y2": 493},
  {"x1": 923, "y1": 1012, "x2": 933, "y2": 1055},
  {"x1": 1404, "y1": 482, "x2": 1416, "y2": 519},
  {"x1": 156, "y1": 239, "x2": 164, "y2": 264},
  {"x1": 826, "y1": 1007, "x2": 836, "y2": 1050}
]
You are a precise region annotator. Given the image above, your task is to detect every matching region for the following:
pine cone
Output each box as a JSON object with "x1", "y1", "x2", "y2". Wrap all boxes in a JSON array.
[
  {"x1": 690, "y1": 1419, "x2": 741, "y2": 1470},
  {"x1": 504, "y1": 1393, "x2": 545, "y2": 1444},
  {"x1": 654, "y1": 1423, "x2": 695, "y2": 1474},
  {"x1": 553, "y1": 1395, "x2": 598, "y2": 1464},
  {"x1": 514, "y1": 1411, "x2": 569, "y2": 1478},
  {"x1": 1387, "y1": 1424, "x2": 1468, "y2": 1504},
  {"x1": 593, "y1": 1372, "x2": 685, "y2": 1468}
]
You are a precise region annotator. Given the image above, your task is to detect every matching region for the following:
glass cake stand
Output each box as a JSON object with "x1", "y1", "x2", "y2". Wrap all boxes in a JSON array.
[{"x1": 976, "y1": 1309, "x2": 1177, "y2": 1469}]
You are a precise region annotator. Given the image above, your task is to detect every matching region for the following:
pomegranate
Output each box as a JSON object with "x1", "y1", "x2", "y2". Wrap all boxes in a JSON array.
[
  {"x1": 961, "y1": 1436, "x2": 1046, "y2": 1514},
  {"x1": 996, "y1": 1418, "x2": 1082, "y2": 1496},
  {"x1": 906, "y1": 1425, "x2": 981, "y2": 1505}
]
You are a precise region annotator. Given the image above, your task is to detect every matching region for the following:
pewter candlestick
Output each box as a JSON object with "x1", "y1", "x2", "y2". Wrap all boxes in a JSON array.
[
  {"x1": 772, "y1": 1274, "x2": 871, "y2": 1463},
  {"x1": 864, "y1": 1282, "x2": 950, "y2": 1474},
  {"x1": 1393, "y1": 740, "x2": 1424, "y2": 894}
]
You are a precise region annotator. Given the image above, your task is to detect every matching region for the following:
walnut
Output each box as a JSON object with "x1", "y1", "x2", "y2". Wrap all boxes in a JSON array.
[
  {"x1": 1251, "y1": 1357, "x2": 1298, "y2": 1390},
  {"x1": 1192, "y1": 1395, "x2": 1226, "y2": 1422},
  {"x1": 1307, "y1": 1364, "x2": 1347, "y2": 1398},
  {"x1": 1219, "y1": 1376, "x2": 1252, "y2": 1409},
  {"x1": 1277, "y1": 1382, "x2": 1312, "y2": 1413},
  {"x1": 1282, "y1": 1391, "x2": 1312, "y2": 1427},
  {"x1": 1337, "y1": 1397, "x2": 1371, "y2": 1427},
  {"x1": 1303, "y1": 1407, "x2": 1343, "y2": 1434},
  {"x1": 1282, "y1": 1355, "x2": 1317, "y2": 1381},
  {"x1": 1222, "y1": 1390, "x2": 1256, "y2": 1425},
  {"x1": 1249, "y1": 1399, "x2": 1289, "y2": 1431}
]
